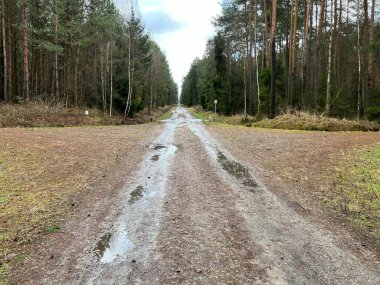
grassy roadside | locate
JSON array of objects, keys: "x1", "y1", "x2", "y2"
[
  {"x1": 188, "y1": 107, "x2": 256, "y2": 126},
  {"x1": 155, "y1": 108, "x2": 174, "y2": 120},
  {"x1": 333, "y1": 143, "x2": 380, "y2": 239},
  {"x1": 188, "y1": 106, "x2": 380, "y2": 132}
]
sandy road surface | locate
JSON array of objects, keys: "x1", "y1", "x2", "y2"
[{"x1": 12, "y1": 107, "x2": 380, "y2": 284}]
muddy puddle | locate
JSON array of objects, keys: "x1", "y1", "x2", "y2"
[
  {"x1": 94, "y1": 232, "x2": 134, "y2": 264},
  {"x1": 152, "y1": 144, "x2": 168, "y2": 151},
  {"x1": 129, "y1": 186, "x2": 145, "y2": 205},
  {"x1": 94, "y1": 233, "x2": 112, "y2": 260},
  {"x1": 151, "y1": 154, "x2": 160, "y2": 161},
  {"x1": 217, "y1": 151, "x2": 258, "y2": 191}
]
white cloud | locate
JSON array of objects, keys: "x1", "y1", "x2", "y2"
[{"x1": 114, "y1": 0, "x2": 221, "y2": 90}]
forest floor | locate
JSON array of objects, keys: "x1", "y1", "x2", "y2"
[{"x1": 2, "y1": 107, "x2": 380, "y2": 284}]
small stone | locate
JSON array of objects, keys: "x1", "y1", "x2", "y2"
[
  {"x1": 50, "y1": 254, "x2": 54, "y2": 259},
  {"x1": 132, "y1": 259, "x2": 137, "y2": 263},
  {"x1": 176, "y1": 268, "x2": 181, "y2": 273}
]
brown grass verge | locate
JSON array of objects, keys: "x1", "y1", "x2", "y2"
[
  {"x1": 0, "y1": 103, "x2": 172, "y2": 128},
  {"x1": 0, "y1": 123, "x2": 162, "y2": 284},
  {"x1": 254, "y1": 112, "x2": 380, "y2": 132}
]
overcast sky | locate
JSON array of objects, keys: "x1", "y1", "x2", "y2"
[{"x1": 114, "y1": 0, "x2": 221, "y2": 90}]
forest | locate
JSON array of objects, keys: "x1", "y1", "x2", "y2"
[
  {"x1": 0, "y1": 0, "x2": 178, "y2": 120},
  {"x1": 181, "y1": 0, "x2": 380, "y2": 121}
]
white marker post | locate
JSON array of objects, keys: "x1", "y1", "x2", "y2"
[{"x1": 214, "y1": 100, "x2": 218, "y2": 115}]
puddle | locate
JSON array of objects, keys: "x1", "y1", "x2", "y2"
[
  {"x1": 94, "y1": 233, "x2": 112, "y2": 260},
  {"x1": 151, "y1": 154, "x2": 160, "y2": 161},
  {"x1": 217, "y1": 151, "x2": 258, "y2": 190},
  {"x1": 94, "y1": 232, "x2": 134, "y2": 264},
  {"x1": 129, "y1": 186, "x2": 144, "y2": 205},
  {"x1": 153, "y1": 144, "x2": 168, "y2": 151}
]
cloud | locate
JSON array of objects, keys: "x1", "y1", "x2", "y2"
[
  {"x1": 144, "y1": 10, "x2": 183, "y2": 35},
  {"x1": 114, "y1": 0, "x2": 221, "y2": 90}
]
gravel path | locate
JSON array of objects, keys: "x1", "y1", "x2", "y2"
[{"x1": 12, "y1": 107, "x2": 380, "y2": 284}]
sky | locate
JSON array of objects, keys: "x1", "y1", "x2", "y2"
[{"x1": 114, "y1": 0, "x2": 221, "y2": 90}]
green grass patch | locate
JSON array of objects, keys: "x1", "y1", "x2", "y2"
[
  {"x1": 46, "y1": 225, "x2": 61, "y2": 234},
  {"x1": 333, "y1": 143, "x2": 380, "y2": 239},
  {"x1": 0, "y1": 262, "x2": 10, "y2": 285},
  {"x1": 188, "y1": 106, "x2": 255, "y2": 127},
  {"x1": 155, "y1": 108, "x2": 174, "y2": 120}
]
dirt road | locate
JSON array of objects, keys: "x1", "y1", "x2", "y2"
[{"x1": 12, "y1": 107, "x2": 380, "y2": 284}]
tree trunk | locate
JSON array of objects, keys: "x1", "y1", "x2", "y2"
[
  {"x1": 100, "y1": 42, "x2": 105, "y2": 113},
  {"x1": 270, "y1": 0, "x2": 277, "y2": 118},
  {"x1": 22, "y1": 0, "x2": 29, "y2": 101},
  {"x1": 288, "y1": 0, "x2": 297, "y2": 108},
  {"x1": 7, "y1": 15, "x2": 11, "y2": 101},
  {"x1": 244, "y1": 1, "x2": 252, "y2": 115},
  {"x1": 315, "y1": 0, "x2": 325, "y2": 111},
  {"x1": 254, "y1": 0, "x2": 260, "y2": 115},
  {"x1": 302, "y1": 0, "x2": 312, "y2": 109},
  {"x1": 262, "y1": 0, "x2": 268, "y2": 69},
  {"x1": 74, "y1": 0, "x2": 84, "y2": 107},
  {"x1": 53, "y1": 0, "x2": 59, "y2": 99},
  {"x1": 326, "y1": 0, "x2": 333, "y2": 115},
  {"x1": 368, "y1": 0, "x2": 375, "y2": 92},
  {"x1": 1, "y1": 0, "x2": 7, "y2": 101},
  {"x1": 123, "y1": 22, "x2": 133, "y2": 123},
  {"x1": 357, "y1": 0, "x2": 361, "y2": 120},
  {"x1": 243, "y1": 60, "x2": 247, "y2": 118},
  {"x1": 110, "y1": 43, "x2": 113, "y2": 118}
]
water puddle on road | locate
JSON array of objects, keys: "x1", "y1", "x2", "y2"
[
  {"x1": 217, "y1": 151, "x2": 258, "y2": 191},
  {"x1": 152, "y1": 144, "x2": 168, "y2": 151},
  {"x1": 94, "y1": 232, "x2": 134, "y2": 264},
  {"x1": 128, "y1": 186, "x2": 145, "y2": 205},
  {"x1": 151, "y1": 154, "x2": 160, "y2": 161}
]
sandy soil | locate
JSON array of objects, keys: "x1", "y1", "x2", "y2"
[{"x1": 9, "y1": 107, "x2": 380, "y2": 284}]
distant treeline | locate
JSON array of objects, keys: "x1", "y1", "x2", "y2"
[
  {"x1": 0, "y1": 0, "x2": 178, "y2": 119},
  {"x1": 181, "y1": 0, "x2": 380, "y2": 121}
]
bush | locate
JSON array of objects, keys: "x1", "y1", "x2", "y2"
[{"x1": 366, "y1": 106, "x2": 380, "y2": 123}]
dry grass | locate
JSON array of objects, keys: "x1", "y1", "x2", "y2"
[
  {"x1": 188, "y1": 107, "x2": 379, "y2": 131},
  {"x1": 0, "y1": 103, "x2": 173, "y2": 128},
  {"x1": 255, "y1": 112, "x2": 380, "y2": 132},
  {"x1": 0, "y1": 124, "x2": 161, "y2": 284},
  {"x1": 0, "y1": 103, "x2": 121, "y2": 128}
]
